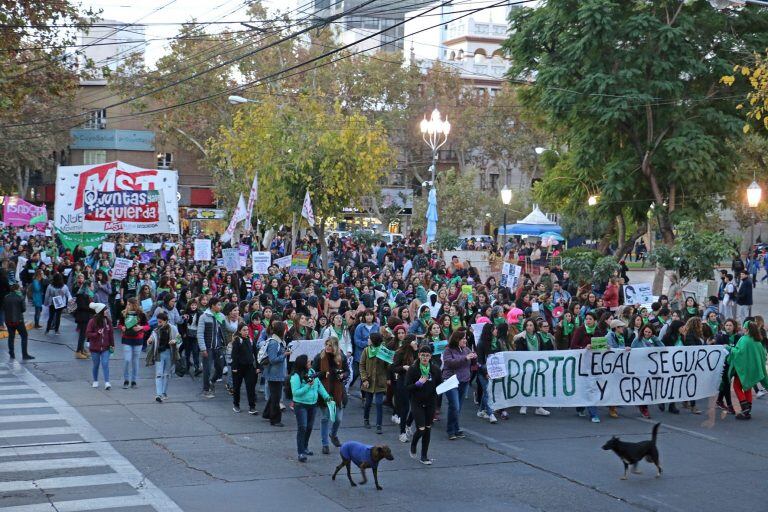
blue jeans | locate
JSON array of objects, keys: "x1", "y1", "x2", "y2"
[
  {"x1": 320, "y1": 405, "x2": 344, "y2": 447},
  {"x1": 364, "y1": 391, "x2": 384, "y2": 427},
  {"x1": 445, "y1": 381, "x2": 468, "y2": 436},
  {"x1": 91, "y1": 350, "x2": 110, "y2": 382},
  {"x1": 294, "y1": 403, "x2": 317, "y2": 455},
  {"x1": 34, "y1": 306, "x2": 42, "y2": 326},
  {"x1": 123, "y1": 344, "x2": 142, "y2": 383},
  {"x1": 155, "y1": 350, "x2": 172, "y2": 396},
  {"x1": 476, "y1": 373, "x2": 494, "y2": 415},
  {"x1": 576, "y1": 406, "x2": 598, "y2": 418}
]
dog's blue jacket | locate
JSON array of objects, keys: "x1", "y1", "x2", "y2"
[{"x1": 340, "y1": 442, "x2": 376, "y2": 467}]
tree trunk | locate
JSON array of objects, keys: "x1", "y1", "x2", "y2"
[
  {"x1": 614, "y1": 218, "x2": 647, "y2": 262},
  {"x1": 16, "y1": 167, "x2": 29, "y2": 198}
]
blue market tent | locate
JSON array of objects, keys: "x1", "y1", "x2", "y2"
[{"x1": 498, "y1": 206, "x2": 563, "y2": 236}]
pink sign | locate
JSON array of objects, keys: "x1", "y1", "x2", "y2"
[{"x1": 3, "y1": 196, "x2": 47, "y2": 227}]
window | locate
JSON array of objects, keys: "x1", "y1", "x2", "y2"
[
  {"x1": 475, "y1": 23, "x2": 489, "y2": 34},
  {"x1": 83, "y1": 109, "x2": 106, "y2": 129},
  {"x1": 490, "y1": 173, "x2": 499, "y2": 191},
  {"x1": 361, "y1": 17, "x2": 379, "y2": 30},
  {"x1": 157, "y1": 152, "x2": 173, "y2": 169},
  {"x1": 83, "y1": 150, "x2": 106, "y2": 165}
]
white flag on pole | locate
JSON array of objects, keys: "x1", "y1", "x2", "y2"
[
  {"x1": 244, "y1": 172, "x2": 258, "y2": 233},
  {"x1": 301, "y1": 190, "x2": 315, "y2": 227},
  {"x1": 221, "y1": 194, "x2": 247, "y2": 244}
]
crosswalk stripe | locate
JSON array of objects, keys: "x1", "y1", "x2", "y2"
[
  {"x1": 0, "y1": 402, "x2": 54, "y2": 409},
  {"x1": 0, "y1": 395, "x2": 47, "y2": 401},
  {"x1": 0, "y1": 385, "x2": 34, "y2": 391},
  {"x1": 0, "y1": 443, "x2": 98, "y2": 456},
  {"x1": 0, "y1": 413, "x2": 62, "y2": 424},
  {"x1": 0, "y1": 495, "x2": 151, "y2": 512},
  {"x1": 0, "y1": 456, "x2": 103, "y2": 472},
  {"x1": 0, "y1": 472, "x2": 127, "y2": 492},
  {"x1": 0, "y1": 427, "x2": 76, "y2": 438}
]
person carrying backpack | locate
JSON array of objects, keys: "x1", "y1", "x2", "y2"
[{"x1": 261, "y1": 320, "x2": 290, "y2": 427}]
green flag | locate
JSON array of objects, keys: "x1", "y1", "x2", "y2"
[{"x1": 56, "y1": 229, "x2": 106, "y2": 255}]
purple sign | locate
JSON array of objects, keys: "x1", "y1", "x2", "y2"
[
  {"x1": 3, "y1": 196, "x2": 47, "y2": 227},
  {"x1": 140, "y1": 252, "x2": 152, "y2": 263}
]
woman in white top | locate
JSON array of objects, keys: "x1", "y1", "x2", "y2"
[{"x1": 321, "y1": 313, "x2": 352, "y2": 357}]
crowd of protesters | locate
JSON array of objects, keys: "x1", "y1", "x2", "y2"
[{"x1": 1, "y1": 227, "x2": 767, "y2": 466}]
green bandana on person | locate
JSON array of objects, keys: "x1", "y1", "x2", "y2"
[
  {"x1": 707, "y1": 321, "x2": 719, "y2": 334},
  {"x1": 562, "y1": 320, "x2": 574, "y2": 336},
  {"x1": 451, "y1": 316, "x2": 462, "y2": 329},
  {"x1": 442, "y1": 327, "x2": 451, "y2": 339},
  {"x1": 642, "y1": 317, "x2": 649, "y2": 325},
  {"x1": 214, "y1": 312, "x2": 225, "y2": 323},
  {"x1": 493, "y1": 316, "x2": 505, "y2": 326},
  {"x1": 614, "y1": 333, "x2": 625, "y2": 347},
  {"x1": 526, "y1": 333, "x2": 539, "y2": 351},
  {"x1": 687, "y1": 307, "x2": 697, "y2": 316},
  {"x1": 419, "y1": 362, "x2": 430, "y2": 378},
  {"x1": 368, "y1": 345, "x2": 380, "y2": 359},
  {"x1": 585, "y1": 323, "x2": 596, "y2": 335},
  {"x1": 490, "y1": 336, "x2": 499, "y2": 352}
]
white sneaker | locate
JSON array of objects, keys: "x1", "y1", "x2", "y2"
[
  {"x1": 104, "y1": 382, "x2": 111, "y2": 390},
  {"x1": 757, "y1": 390, "x2": 767, "y2": 399},
  {"x1": 92, "y1": 381, "x2": 99, "y2": 388},
  {"x1": 477, "y1": 410, "x2": 489, "y2": 419},
  {"x1": 391, "y1": 414, "x2": 400, "y2": 425},
  {"x1": 519, "y1": 407, "x2": 528, "y2": 415},
  {"x1": 398, "y1": 433, "x2": 408, "y2": 443},
  {"x1": 535, "y1": 407, "x2": 551, "y2": 416},
  {"x1": 279, "y1": 402, "x2": 286, "y2": 410},
  {"x1": 488, "y1": 413, "x2": 498, "y2": 424}
]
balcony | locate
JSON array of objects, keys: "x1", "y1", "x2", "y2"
[{"x1": 70, "y1": 129, "x2": 155, "y2": 151}]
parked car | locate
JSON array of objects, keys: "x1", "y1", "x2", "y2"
[{"x1": 380, "y1": 233, "x2": 404, "y2": 245}]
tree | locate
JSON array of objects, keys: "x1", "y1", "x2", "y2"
[
  {"x1": 649, "y1": 221, "x2": 734, "y2": 288},
  {"x1": 722, "y1": 50, "x2": 768, "y2": 134},
  {"x1": 504, "y1": 1, "x2": 768, "y2": 247},
  {"x1": 208, "y1": 94, "x2": 395, "y2": 264},
  {"x1": 560, "y1": 248, "x2": 620, "y2": 286}
]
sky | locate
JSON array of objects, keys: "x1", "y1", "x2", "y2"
[{"x1": 81, "y1": 0, "x2": 298, "y2": 67}]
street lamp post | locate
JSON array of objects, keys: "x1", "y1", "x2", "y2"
[
  {"x1": 419, "y1": 108, "x2": 451, "y2": 184},
  {"x1": 747, "y1": 179, "x2": 762, "y2": 255},
  {"x1": 500, "y1": 186, "x2": 512, "y2": 248}
]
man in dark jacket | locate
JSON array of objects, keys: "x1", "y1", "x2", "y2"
[
  {"x1": 737, "y1": 270, "x2": 753, "y2": 322},
  {"x1": 4, "y1": 284, "x2": 32, "y2": 359}
]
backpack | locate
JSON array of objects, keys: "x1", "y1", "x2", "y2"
[{"x1": 257, "y1": 338, "x2": 272, "y2": 366}]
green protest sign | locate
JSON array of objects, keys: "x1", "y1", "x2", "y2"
[
  {"x1": 590, "y1": 337, "x2": 608, "y2": 352},
  {"x1": 56, "y1": 229, "x2": 106, "y2": 255},
  {"x1": 376, "y1": 346, "x2": 394, "y2": 364}
]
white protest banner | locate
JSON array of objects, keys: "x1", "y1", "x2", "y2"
[
  {"x1": 222, "y1": 248, "x2": 241, "y2": 271},
  {"x1": 101, "y1": 242, "x2": 115, "y2": 253},
  {"x1": 436, "y1": 375, "x2": 459, "y2": 395},
  {"x1": 252, "y1": 251, "x2": 271, "y2": 274},
  {"x1": 143, "y1": 242, "x2": 162, "y2": 252},
  {"x1": 15, "y1": 256, "x2": 27, "y2": 284},
  {"x1": 194, "y1": 239, "x2": 212, "y2": 261},
  {"x1": 55, "y1": 161, "x2": 179, "y2": 234},
  {"x1": 623, "y1": 283, "x2": 653, "y2": 305},
  {"x1": 489, "y1": 346, "x2": 726, "y2": 408},
  {"x1": 216, "y1": 258, "x2": 225, "y2": 268},
  {"x1": 288, "y1": 339, "x2": 325, "y2": 361},
  {"x1": 500, "y1": 262, "x2": 522, "y2": 291},
  {"x1": 112, "y1": 257, "x2": 134, "y2": 281},
  {"x1": 486, "y1": 353, "x2": 508, "y2": 380},
  {"x1": 238, "y1": 244, "x2": 249, "y2": 268},
  {"x1": 274, "y1": 255, "x2": 292, "y2": 269}
]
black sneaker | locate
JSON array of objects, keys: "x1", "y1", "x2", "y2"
[
  {"x1": 330, "y1": 435, "x2": 341, "y2": 448},
  {"x1": 233, "y1": 406, "x2": 241, "y2": 413},
  {"x1": 364, "y1": 419, "x2": 370, "y2": 428},
  {"x1": 123, "y1": 381, "x2": 129, "y2": 389},
  {"x1": 420, "y1": 457, "x2": 433, "y2": 465},
  {"x1": 376, "y1": 425, "x2": 383, "y2": 435},
  {"x1": 22, "y1": 355, "x2": 35, "y2": 360},
  {"x1": 155, "y1": 396, "x2": 163, "y2": 403},
  {"x1": 194, "y1": 368, "x2": 202, "y2": 376},
  {"x1": 448, "y1": 434, "x2": 458, "y2": 441},
  {"x1": 248, "y1": 408, "x2": 258, "y2": 415},
  {"x1": 305, "y1": 450, "x2": 314, "y2": 456},
  {"x1": 455, "y1": 431, "x2": 466, "y2": 439},
  {"x1": 322, "y1": 446, "x2": 330, "y2": 454},
  {"x1": 8, "y1": 353, "x2": 14, "y2": 359},
  {"x1": 131, "y1": 382, "x2": 137, "y2": 389}
]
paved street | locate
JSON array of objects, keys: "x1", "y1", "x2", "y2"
[{"x1": 2, "y1": 273, "x2": 768, "y2": 511}]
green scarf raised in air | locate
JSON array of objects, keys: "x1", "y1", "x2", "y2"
[
  {"x1": 525, "y1": 333, "x2": 539, "y2": 351},
  {"x1": 451, "y1": 316, "x2": 462, "y2": 330},
  {"x1": 419, "y1": 362, "x2": 430, "y2": 378},
  {"x1": 562, "y1": 320, "x2": 574, "y2": 336}
]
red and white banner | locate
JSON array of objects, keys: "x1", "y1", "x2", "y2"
[{"x1": 54, "y1": 161, "x2": 179, "y2": 234}]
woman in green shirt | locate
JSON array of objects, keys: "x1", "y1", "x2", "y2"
[
  {"x1": 729, "y1": 321, "x2": 768, "y2": 420},
  {"x1": 290, "y1": 354, "x2": 332, "y2": 462}
]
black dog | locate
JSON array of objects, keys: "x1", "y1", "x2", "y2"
[
  {"x1": 331, "y1": 442, "x2": 394, "y2": 490},
  {"x1": 602, "y1": 422, "x2": 662, "y2": 480}
]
